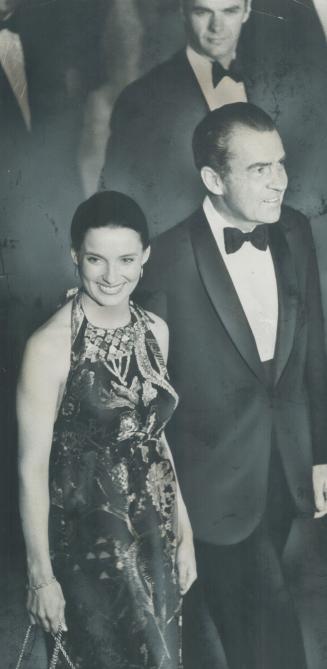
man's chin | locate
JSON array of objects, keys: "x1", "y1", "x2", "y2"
[{"x1": 262, "y1": 205, "x2": 282, "y2": 225}]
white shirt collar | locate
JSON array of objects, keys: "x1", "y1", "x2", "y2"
[{"x1": 187, "y1": 45, "x2": 213, "y2": 73}]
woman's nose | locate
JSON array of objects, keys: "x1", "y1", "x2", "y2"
[{"x1": 103, "y1": 264, "x2": 118, "y2": 284}]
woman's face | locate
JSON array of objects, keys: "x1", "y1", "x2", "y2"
[{"x1": 72, "y1": 226, "x2": 150, "y2": 308}]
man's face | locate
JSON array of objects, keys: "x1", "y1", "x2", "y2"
[
  {"x1": 215, "y1": 126, "x2": 288, "y2": 228},
  {"x1": 183, "y1": 0, "x2": 251, "y2": 66}
]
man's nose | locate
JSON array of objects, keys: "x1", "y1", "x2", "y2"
[
  {"x1": 209, "y1": 12, "x2": 224, "y2": 32},
  {"x1": 269, "y1": 165, "x2": 288, "y2": 191}
]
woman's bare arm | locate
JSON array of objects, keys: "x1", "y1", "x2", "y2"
[{"x1": 17, "y1": 307, "x2": 71, "y2": 632}]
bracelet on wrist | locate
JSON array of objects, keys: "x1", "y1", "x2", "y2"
[{"x1": 27, "y1": 575, "x2": 57, "y2": 592}]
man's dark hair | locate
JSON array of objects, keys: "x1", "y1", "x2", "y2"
[
  {"x1": 71, "y1": 190, "x2": 149, "y2": 252},
  {"x1": 192, "y1": 102, "x2": 276, "y2": 177}
]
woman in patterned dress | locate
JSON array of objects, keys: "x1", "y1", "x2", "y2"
[{"x1": 17, "y1": 191, "x2": 196, "y2": 668}]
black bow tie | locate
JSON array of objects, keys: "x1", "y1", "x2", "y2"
[
  {"x1": 223, "y1": 225, "x2": 269, "y2": 254},
  {"x1": 211, "y1": 59, "x2": 243, "y2": 87}
]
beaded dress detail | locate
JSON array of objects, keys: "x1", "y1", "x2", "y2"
[{"x1": 49, "y1": 291, "x2": 180, "y2": 669}]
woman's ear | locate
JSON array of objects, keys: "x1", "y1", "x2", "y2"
[
  {"x1": 142, "y1": 246, "x2": 151, "y2": 265},
  {"x1": 71, "y1": 248, "x2": 78, "y2": 266}
]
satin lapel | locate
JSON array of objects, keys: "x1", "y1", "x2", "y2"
[
  {"x1": 172, "y1": 50, "x2": 209, "y2": 113},
  {"x1": 269, "y1": 221, "x2": 298, "y2": 385},
  {"x1": 190, "y1": 211, "x2": 266, "y2": 384}
]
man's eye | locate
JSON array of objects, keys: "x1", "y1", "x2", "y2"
[
  {"x1": 255, "y1": 166, "x2": 267, "y2": 176},
  {"x1": 192, "y1": 9, "x2": 208, "y2": 17},
  {"x1": 121, "y1": 257, "x2": 134, "y2": 264}
]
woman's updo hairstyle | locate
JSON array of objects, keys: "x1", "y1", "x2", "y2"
[{"x1": 71, "y1": 191, "x2": 150, "y2": 252}]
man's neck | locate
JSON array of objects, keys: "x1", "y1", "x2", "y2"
[
  {"x1": 187, "y1": 44, "x2": 235, "y2": 69},
  {"x1": 209, "y1": 195, "x2": 257, "y2": 232}
]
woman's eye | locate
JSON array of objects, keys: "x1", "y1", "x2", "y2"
[{"x1": 87, "y1": 256, "x2": 100, "y2": 264}]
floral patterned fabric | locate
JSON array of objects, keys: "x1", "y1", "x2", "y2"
[{"x1": 49, "y1": 291, "x2": 181, "y2": 668}]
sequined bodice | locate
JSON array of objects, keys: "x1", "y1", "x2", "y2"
[{"x1": 52, "y1": 292, "x2": 178, "y2": 453}]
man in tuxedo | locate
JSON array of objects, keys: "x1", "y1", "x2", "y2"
[
  {"x1": 103, "y1": 0, "x2": 327, "y2": 236},
  {"x1": 141, "y1": 103, "x2": 327, "y2": 668}
]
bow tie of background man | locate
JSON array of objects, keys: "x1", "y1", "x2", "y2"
[{"x1": 211, "y1": 58, "x2": 243, "y2": 87}]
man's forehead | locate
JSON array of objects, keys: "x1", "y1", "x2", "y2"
[
  {"x1": 227, "y1": 126, "x2": 284, "y2": 162},
  {"x1": 183, "y1": 0, "x2": 248, "y2": 11}
]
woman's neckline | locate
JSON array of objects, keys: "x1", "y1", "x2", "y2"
[{"x1": 77, "y1": 290, "x2": 134, "y2": 332}]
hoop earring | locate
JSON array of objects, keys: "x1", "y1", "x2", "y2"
[{"x1": 140, "y1": 266, "x2": 144, "y2": 279}]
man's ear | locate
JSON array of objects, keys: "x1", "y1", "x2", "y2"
[
  {"x1": 200, "y1": 166, "x2": 224, "y2": 196},
  {"x1": 243, "y1": 0, "x2": 252, "y2": 23}
]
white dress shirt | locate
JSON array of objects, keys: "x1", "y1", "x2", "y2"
[
  {"x1": 0, "y1": 26, "x2": 31, "y2": 130},
  {"x1": 186, "y1": 46, "x2": 247, "y2": 110},
  {"x1": 203, "y1": 196, "x2": 278, "y2": 362}
]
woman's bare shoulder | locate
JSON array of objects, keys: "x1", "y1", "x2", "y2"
[{"x1": 23, "y1": 301, "x2": 72, "y2": 375}]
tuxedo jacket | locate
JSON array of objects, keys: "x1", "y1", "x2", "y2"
[
  {"x1": 103, "y1": 10, "x2": 327, "y2": 235},
  {"x1": 141, "y1": 206, "x2": 327, "y2": 546},
  {"x1": 0, "y1": 52, "x2": 31, "y2": 183}
]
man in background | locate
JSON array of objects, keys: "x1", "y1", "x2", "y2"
[{"x1": 103, "y1": 0, "x2": 327, "y2": 236}]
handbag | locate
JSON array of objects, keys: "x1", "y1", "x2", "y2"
[{"x1": 15, "y1": 623, "x2": 76, "y2": 669}]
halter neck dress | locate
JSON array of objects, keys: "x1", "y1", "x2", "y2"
[{"x1": 48, "y1": 290, "x2": 181, "y2": 669}]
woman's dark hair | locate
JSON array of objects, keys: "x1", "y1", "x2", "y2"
[
  {"x1": 71, "y1": 191, "x2": 150, "y2": 251},
  {"x1": 192, "y1": 102, "x2": 276, "y2": 178}
]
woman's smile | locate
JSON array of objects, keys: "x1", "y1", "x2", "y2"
[{"x1": 97, "y1": 281, "x2": 126, "y2": 295}]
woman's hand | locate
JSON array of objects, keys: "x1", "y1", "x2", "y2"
[
  {"x1": 27, "y1": 579, "x2": 67, "y2": 635},
  {"x1": 176, "y1": 506, "x2": 197, "y2": 596}
]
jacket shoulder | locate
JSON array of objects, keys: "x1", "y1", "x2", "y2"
[
  {"x1": 151, "y1": 216, "x2": 193, "y2": 262},
  {"x1": 144, "y1": 211, "x2": 200, "y2": 285},
  {"x1": 280, "y1": 204, "x2": 316, "y2": 257},
  {"x1": 114, "y1": 51, "x2": 187, "y2": 108},
  {"x1": 280, "y1": 204, "x2": 311, "y2": 237}
]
